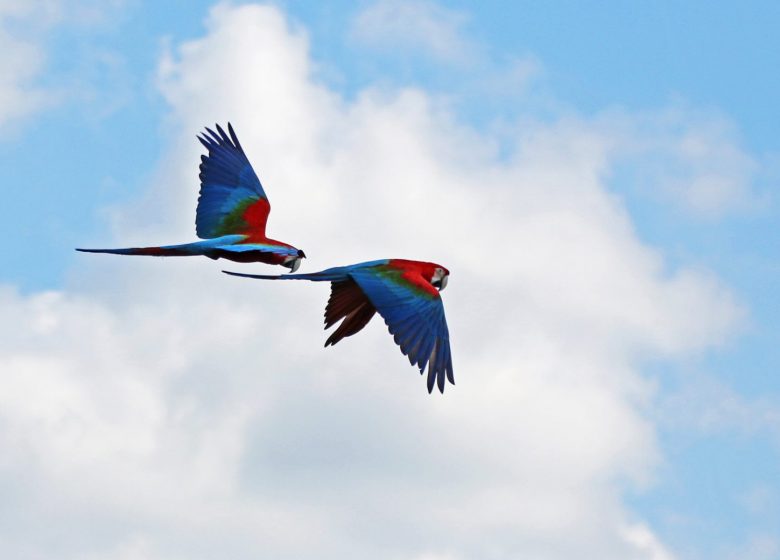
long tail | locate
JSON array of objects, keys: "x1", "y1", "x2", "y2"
[
  {"x1": 223, "y1": 268, "x2": 347, "y2": 282},
  {"x1": 76, "y1": 243, "x2": 204, "y2": 257}
]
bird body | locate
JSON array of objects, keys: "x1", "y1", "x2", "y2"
[
  {"x1": 77, "y1": 123, "x2": 305, "y2": 272},
  {"x1": 225, "y1": 259, "x2": 454, "y2": 393}
]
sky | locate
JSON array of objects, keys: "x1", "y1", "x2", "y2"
[{"x1": 0, "y1": 1, "x2": 778, "y2": 559}]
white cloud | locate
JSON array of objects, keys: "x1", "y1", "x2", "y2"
[
  {"x1": 351, "y1": 0, "x2": 473, "y2": 63},
  {"x1": 0, "y1": 3, "x2": 751, "y2": 559},
  {"x1": 622, "y1": 524, "x2": 676, "y2": 560}
]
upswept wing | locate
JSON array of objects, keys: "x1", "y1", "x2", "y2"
[
  {"x1": 196, "y1": 123, "x2": 270, "y2": 239},
  {"x1": 350, "y1": 267, "x2": 454, "y2": 393}
]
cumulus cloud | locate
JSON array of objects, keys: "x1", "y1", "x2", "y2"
[{"x1": 0, "y1": 3, "x2": 749, "y2": 559}]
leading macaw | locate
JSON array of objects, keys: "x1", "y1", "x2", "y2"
[
  {"x1": 224, "y1": 259, "x2": 454, "y2": 393},
  {"x1": 77, "y1": 123, "x2": 306, "y2": 272}
]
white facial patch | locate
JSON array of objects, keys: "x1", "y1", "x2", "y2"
[{"x1": 432, "y1": 267, "x2": 448, "y2": 290}]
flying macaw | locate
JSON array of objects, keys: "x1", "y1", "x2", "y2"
[
  {"x1": 77, "y1": 123, "x2": 306, "y2": 272},
  {"x1": 224, "y1": 259, "x2": 454, "y2": 393}
]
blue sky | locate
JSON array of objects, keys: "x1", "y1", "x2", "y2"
[{"x1": 1, "y1": 2, "x2": 778, "y2": 559}]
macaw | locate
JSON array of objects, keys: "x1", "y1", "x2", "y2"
[
  {"x1": 77, "y1": 123, "x2": 306, "y2": 272},
  {"x1": 224, "y1": 259, "x2": 454, "y2": 393}
]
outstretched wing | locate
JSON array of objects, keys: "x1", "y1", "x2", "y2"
[
  {"x1": 350, "y1": 267, "x2": 453, "y2": 393},
  {"x1": 196, "y1": 123, "x2": 270, "y2": 239}
]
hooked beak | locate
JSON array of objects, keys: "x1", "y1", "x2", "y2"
[
  {"x1": 283, "y1": 254, "x2": 303, "y2": 273},
  {"x1": 432, "y1": 274, "x2": 449, "y2": 291}
]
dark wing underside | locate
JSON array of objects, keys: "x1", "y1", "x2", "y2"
[{"x1": 324, "y1": 279, "x2": 377, "y2": 347}]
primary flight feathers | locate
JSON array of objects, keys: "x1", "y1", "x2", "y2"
[
  {"x1": 195, "y1": 123, "x2": 268, "y2": 238},
  {"x1": 77, "y1": 123, "x2": 305, "y2": 272},
  {"x1": 224, "y1": 259, "x2": 454, "y2": 393}
]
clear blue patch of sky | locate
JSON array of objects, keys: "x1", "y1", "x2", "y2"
[
  {"x1": 628, "y1": 433, "x2": 780, "y2": 559},
  {"x1": 287, "y1": 1, "x2": 780, "y2": 153},
  {"x1": 456, "y1": 0, "x2": 780, "y2": 154}
]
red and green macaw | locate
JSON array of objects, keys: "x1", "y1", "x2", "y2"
[
  {"x1": 77, "y1": 123, "x2": 306, "y2": 272},
  {"x1": 225, "y1": 259, "x2": 454, "y2": 393}
]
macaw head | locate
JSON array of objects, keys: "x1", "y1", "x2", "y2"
[
  {"x1": 430, "y1": 265, "x2": 449, "y2": 291},
  {"x1": 283, "y1": 249, "x2": 307, "y2": 273}
]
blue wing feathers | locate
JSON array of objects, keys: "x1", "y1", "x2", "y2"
[
  {"x1": 402, "y1": 320, "x2": 429, "y2": 363},
  {"x1": 351, "y1": 267, "x2": 453, "y2": 393},
  {"x1": 405, "y1": 322, "x2": 429, "y2": 366},
  {"x1": 227, "y1": 123, "x2": 243, "y2": 150},
  {"x1": 195, "y1": 123, "x2": 267, "y2": 239},
  {"x1": 426, "y1": 340, "x2": 440, "y2": 393}
]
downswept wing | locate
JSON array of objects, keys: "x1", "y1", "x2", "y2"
[
  {"x1": 196, "y1": 123, "x2": 270, "y2": 239},
  {"x1": 323, "y1": 279, "x2": 377, "y2": 347},
  {"x1": 349, "y1": 267, "x2": 453, "y2": 393}
]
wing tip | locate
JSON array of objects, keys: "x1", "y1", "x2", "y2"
[
  {"x1": 422, "y1": 343, "x2": 454, "y2": 394},
  {"x1": 227, "y1": 122, "x2": 242, "y2": 149},
  {"x1": 215, "y1": 123, "x2": 230, "y2": 144}
]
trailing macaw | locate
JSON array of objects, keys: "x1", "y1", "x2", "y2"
[
  {"x1": 224, "y1": 259, "x2": 454, "y2": 393},
  {"x1": 77, "y1": 123, "x2": 306, "y2": 272}
]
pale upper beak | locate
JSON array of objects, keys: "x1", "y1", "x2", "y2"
[
  {"x1": 284, "y1": 253, "x2": 304, "y2": 273},
  {"x1": 431, "y1": 272, "x2": 449, "y2": 290}
]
